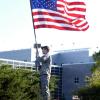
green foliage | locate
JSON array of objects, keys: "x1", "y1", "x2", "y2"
[
  {"x1": 49, "y1": 75, "x2": 58, "y2": 92},
  {"x1": 77, "y1": 86, "x2": 100, "y2": 100},
  {"x1": 0, "y1": 64, "x2": 41, "y2": 100},
  {"x1": 93, "y1": 50, "x2": 100, "y2": 61},
  {"x1": 89, "y1": 67, "x2": 100, "y2": 87},
  {"x1": 0, "y1": 64, "x2": 58, "y2": 100},
  {"x1": 92, "y1": 50, "x2": 100, "y2": 72}
]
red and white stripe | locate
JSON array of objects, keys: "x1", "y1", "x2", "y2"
[{"x1": 32, "y1": 0, "x2": 89, "y2": 31}]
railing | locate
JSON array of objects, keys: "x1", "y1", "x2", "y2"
[
  {"x1": 0, "y1": 58, "x2": 61, "y2": 70},
  {"x1": 0, "y1": 58, "x2": 35, "y2": 71}
]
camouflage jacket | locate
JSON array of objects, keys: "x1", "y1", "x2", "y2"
[{"x1": 37, "y1": 54, "x2": 52, "y2": 75}]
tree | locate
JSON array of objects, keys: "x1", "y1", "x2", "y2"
[
  {"x1": 92, "y1": 50, "x2": 100, "y2": 71},
  {"x1": 0, "y1": 64, "x2": 58, "y2": 100}
]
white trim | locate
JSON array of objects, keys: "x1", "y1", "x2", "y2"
[{"x1": 62, "y1": 62, "x2": 95, "y2": 66}]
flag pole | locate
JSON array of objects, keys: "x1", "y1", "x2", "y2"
[{"x1": 29, "y1": 0, "x2": 39, "y2": 71}]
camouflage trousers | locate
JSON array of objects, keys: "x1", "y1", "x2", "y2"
[{"x1": 40, "y1": 74, "x2": 50, "y2": 100}]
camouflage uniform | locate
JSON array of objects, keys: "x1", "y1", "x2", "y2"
[{"x1": 38, "y1": 53, "x2": 52, "y2": 100}]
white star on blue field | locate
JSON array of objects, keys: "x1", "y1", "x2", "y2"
[{"x1": 31, "y1": 0, "x2": 57, "y2": 11}]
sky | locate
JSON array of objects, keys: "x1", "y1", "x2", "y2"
[{"x1": 0, "y1": 0, "x2": 100, "y2": 55}]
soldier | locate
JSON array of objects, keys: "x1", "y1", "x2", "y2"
[{"x1": 37, "y1": 46, "x2": 52, "y2": 100}]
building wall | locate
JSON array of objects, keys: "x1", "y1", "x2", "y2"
[
  {"x1": 0, "y1": 48, "x2": 90, "y2": 64},
  {"x1": 52, "y1": 49, "x2": 89, "y2": 66},
  {"x1": 62, "y1": 63, "x2": 94, "y2": 100},
  {"x1": 0, "y1": 49, "x2": 31, "y2": 62}
]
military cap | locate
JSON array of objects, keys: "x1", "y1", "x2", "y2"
[{"x1": 41, "y1": 46, "x2": 50, "y2": 51}]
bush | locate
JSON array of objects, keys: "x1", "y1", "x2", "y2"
[
  {"x1": 0, "y1": 64, "x2": 41, "y2": 100},
  {"x1": 77, "y1": 86, "x2": 100, "y2": 100},
  {"x1": 0, "y1": 64, "x2": 58, "y2": 100}
]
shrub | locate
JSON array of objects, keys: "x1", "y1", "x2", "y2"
[
  {"x1": 0, "y1": 64, "x2": 41, "y2": 100},
  {"x1": 0, "y1": 64, "x2": 58, "y2": 100}
]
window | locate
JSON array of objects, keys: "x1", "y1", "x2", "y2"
[{"x1": 74, "y1": 77, "x2": 79, "y2": 83}]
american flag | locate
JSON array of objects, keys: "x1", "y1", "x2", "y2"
[{"x1": 30, "y1": 0, "x2": 89, "y2": 31}]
